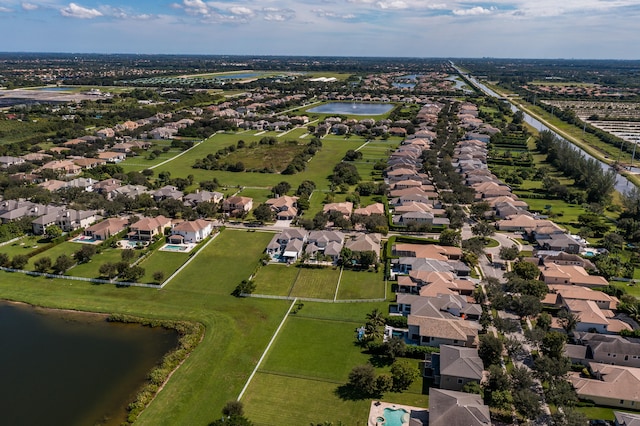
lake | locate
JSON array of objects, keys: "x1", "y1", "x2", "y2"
[
  {"x1": 0, "y1": 301, "x2": 178, "y2": 426},
  {"x1": 308, "y1": 102, "x2": 394, "y2": 115}
]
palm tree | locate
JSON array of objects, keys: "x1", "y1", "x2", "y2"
[
  {"x1": 366, "y1": 308, "x2": 385, "y2": 327},
  {"x1": 558, "y1": 308, "x2": 579, "y2": 335}
]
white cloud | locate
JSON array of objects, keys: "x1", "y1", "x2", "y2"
[
  {"x1": 452, "y1": 6, "x2": 494, "y2": 16},
  {"x1": 98, "y1": 5, "x2": 155, "y2": 20},
  {"x1": 229, "y1": 6, "x2": 253, "y2": 16},
  {"x1": 21, "y1": 2, "x2": 38, "y2": 11},
  {"x1": 183, "y1": 0, "x2": 209, "y2": 16},
  {"x1": 262, "y1": 7, "x2": 295, "y2": 21},
  {"x1": 60, "y1": 3, "x2": 103, "y2": 18},
  {"x1": 377, "y1": 1, "x2": 408, "y2": 10},
  {"x1": 0, "y1": 6, "x2": 12, "y2": 12}
]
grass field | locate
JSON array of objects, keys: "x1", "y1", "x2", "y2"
[
  {"x1": 68, "y1": 246, "x2": 128, "y2": 278},
  {"x1": 0, "y1": 235, "x2": 44, "y2": 258},
  {"x1": 221, "y1": 141, "x2": 308, "y2": 172},
  {"x1": 289, "y1": 267, "x2": 341, "y2": 299},
  {"x1": 337, "y1": 269, "x2": 386, "y2": 300},
  {"x1": 243, "y1": 307, "x2": 428, "y2": 425},
  {"x1": 27, "y1": 241, "x2": 83, "y2": 270},
  {"x1": 136, "y1": 250, "x2": 190, "y2": 284},
  {"x1": 135, "y1": 132, "x2": 365, "y2": 191},
  {"x1": 252, "y1": 263, "x2": 299, "y2": 296},
  {"x1": 0, "y1": 230, "x2": 292, "y2": 426}
]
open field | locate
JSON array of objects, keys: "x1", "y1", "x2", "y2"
[
  {"x1": 0, "y1": 235, "x2": 45, "y2": 258},
  {"x1": 289, "y1": 267, "x2": 341, "y2": 299},
  {"x1": 252, "y1": 263, "x2": 299, "y2": 296},
  {"x1": 243, "y1": 310, "x2": 428, "y2": 425},
  {"x1": 137, "y1": 251, "x2": 190, "y2": 284},
  {"x1": 27, "y1": 241, "x2": 83, "y2": 270},
  {"x1": 68, "y1": 246, "x2": 128, "y2": 278},
  {"x1": 0, "y1": 230, "x2": 292, "y2": 426},
  {"x1": 127, "y1": 131, "x2": 365, "y2": 191},
  {"x1": 337, "y1": 269, "x2": 386, "y2": 300}
]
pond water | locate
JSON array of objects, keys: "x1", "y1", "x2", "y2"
[
  {"x1": 31, "y1": 86, "x2": 73, "y2": 92},
  {"x1": 0, "y1": 301, "x2": 178, "y2": 426},
  {"x1": 215, "y1": 73, "x2": 264, "y2": 80},
  {"x1": 308, "y1": 102, "x2": 394, "y2": 115},
  {"x1": 393, "y1": 82, "x2": 415, "y2": 89}
]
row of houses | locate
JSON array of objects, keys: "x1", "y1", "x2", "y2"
[{"x1": 265, "y1": 229, "x2": 381, "y2": 264}]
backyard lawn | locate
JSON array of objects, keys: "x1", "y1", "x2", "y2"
[
  {"x1": 337, "y1": 269, "x2": 386, "y2": 300},
  {"x1": 252, "y1": 263, "x2": 299, "y2": 296},
  {"x1": 136, "y1": 251, "x2": 191, "y2": 284},
  {"x1": 243, "y1": 305, "x2": 429, "y2": 426},
  {"x1": 289, "y1": 267, "x2": 341, "y2": 299}
]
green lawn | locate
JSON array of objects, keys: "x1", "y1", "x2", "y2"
[
  {"x1": 243, "y1": 311, "x2": 428, "y2": 426},
  {"x1": 252, "y1": 264, "x2": 299, "y2": 296},
  {"x1": 0, "y1": 235, "x2": 45, "y2": 258},
  {"x1": 144, "y1": 132, "x2": 364, "y2": 191},
  {"x1": 238, "y1": 187, "x2": 273, "y2": 205},
  {"x1": 337, "y1": 269, "x2": 386, "y2": 300},
  {"x1": 27, "y1": 241, "x2": 85, "y2": 270},
  {"x1": 0, "y1": 229, "x2": 292, "y2": 426},
  {"x1": 289, "y1": 267, "x2": 340, "y2": 299},
  {"x1": 136, "y1": 251, "x2": 191, "y2": 284},
  {"x1": 68, "y1": 247, "x2": 128, "y2": 278}
]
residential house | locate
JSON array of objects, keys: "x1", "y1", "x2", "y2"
[
  {"x1": 38, "y1": 179, "x2": 67, "y2": 192},
  {"x1": 98, "y1": 151, "x2": 127, "y2": 163},
  {"x1": 549, "y1": 285, "x2": 618, "y2": 310},
  {"x1": 615, "y1": 411, "x2": 640, "y2": 425},
  {"x1": 183, "y1": 190, "x2": 223, "y2": 207},
  {"x1": 152, "y1": 185, "x2": 184, "y2": 202},
  {"x1": 571, "y1": 333, "x2": 640, "y2": 368},
  {"x1": 344, "y1": 233, "x2": 381, "y2": 261},
  {"x1": 562, "y1": 299, "x2": 631, "y2": 334},
  {"x1": 266, "y1": 229, "x2": 308, "y2": 261},
  {"x1": 222, "y1": 196, "x2": 253, "y2": 217},
  {"x1": 569, "y1": 362, "x2": 640, "y2": 409},
  {"x1": 353, "y1": 203, "x2": 385, "y2": 217},
  {"x1": 129, "y1": 215, "x2": 172, "y2": 241},
  {"x1": 428, "y1": 388, "x2": 491, "y2": 426},
  {"x1": 408, "y1": 315, "x2": 479, "y2": 348},
  {"x1": 73, "y1": 157, "x2": 106, "y2": 170},
  {"x1": 83, "y1": 217, "x2": 129, "y2": 240},
  {"x1": 168, "y1": 219, "x2": 214, "y2": 244},
  {"x1": 542, "y1": 252, "x2": 596, "y2": 270},
  {"x1": 426, "y1": 345, "x2": 484, "y2": 391},
  {"x1": 393, "y1": 243, "x2": 462, "y2": 260},
  {"x1": 539, "y1": 263, "x2": 609, "y2": 288},
  {"x1": 305, "y1": 230, "x2": 344, "y2": 263},
  {"x1": 265, "y1": 195, "x2": 299, "y2": 220},
  {"x1": 323, "y1": 201, "x2": 353, "y2": 219},
  {"x1": 40, "y1": 160, "x2": 81, "y2": 177},
  {"x1": 32, "y1": 208, "x2": 97, "y2": 234},
  {"x1": 0, "y1": 156, "x2": 25, "y2": 168}
]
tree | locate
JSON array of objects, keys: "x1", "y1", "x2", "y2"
[
  {"x1": 222, "y1": 400, "x2": 244, "y2": 417},
  {"x1": 75, "y1": 245, "x2": 97, "y2": 263},
  {"x1": 209, "y1": 415, "x2": 253, "y2": 426},
  {"x1": 541, "y1": 331, "x2": 567, "y2": 359},
  {"x1": 478, "y1": 334, "x2": 504, "y2": 367},
  {"x1": 551, "y1": 407, "x2": 589, "y2": 426},
  {"x1": 510, "y1": 365, "x2": 534, "y2": 391},
  {"x1": 390, "y1": 359, "x2": 419, "y2": 392},
  {"x1": 375, "y1": 373, "x2": 393, "y2": 394},
  {"x1": 11, "y1": 254, "x2": 29, "y2": 269},
  {"x1": 471, "y1": 221, "x2": 495, "y2": 240},
  {"x1": 121, "y1": 249, "x2": 136, "y2": 262},
  {"x1": 601, "y1": 232, "x2": 625, "y2": 253},
  {"x1": 357, "y1": 251, "x2": 377, "y2": 268},
  {"x1": 347, "y1": 364, "x2": 377, "y2": 396},
  {"x1": 512, "y1": 294, "x2": 543, "y2": 319},
  {"x1": 232, "y1": 279, "x2": 256, "y2": 297},
  {"x1": 462, "y1": 237, "x2": 485, "y2": 256},
  {"x1": 45, "y1": 224, "x2": 63, "y2": 240},
  {"x1": 546, "y1": 378, "x2": 578, "y2": 406},
  {"x1": 537, "y1": 312, "x2": 553, "y2": 331},
  {"x1": 511, "y1": 261, "x2": 540, "y2": 280},
  {"x1": 558, "y1": 308, "x2": 580, "y2": 335},
  {"x1": 439, "y1": 229, "x2": 461, "y2": 247},
  {"x1": 123, "y1": 265, "x2": 145, "y2": 281},
  {"x1": 513, "y1": 389, "x2": 542, "y2": 420},
  {"x1": 53, "y1": 254, "x2": 74, "y2": 274},
  {"x1": 253, "y1": 204, "x2": 274, "y2": 223},
  {"x1": 34, "y1": 256, "x2": 52, "y2": 273},
  {"x1": 533, "y1": 356, "x2": 571, "y2": 382},
  {"x1": 153, "y1": 271, "x2": 165, "y2": 283},
  {"x1": 99, "y1": 262, "x2": 118, "y2": 279},
  {"x1": 271, "y1": 181, "x2": 291, "y2": 196},
  {"x1": 504, "y1": 336, "x2": 524, "y2": 358},
  {"x1": 382, "y1": 336, "x2": 406, "y2": 361},
  {"x1": 470, "y1": 201, "x2": 491, "y2": 220},
  {"x1": 0, "y1": 253, "x2": 9, "y2": 267},
  {"x1": 499, "y1": 244, "x2": 519, "y2": 260}
]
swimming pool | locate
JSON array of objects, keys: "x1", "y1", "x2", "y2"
[
  {"x1": 159, "y1": 243, "x2": 195, "y2": 253},
  {"x1": 71, "y1": 235, "x2": 100, "y2": 244},
  {"x1": 382, "y1": 408, "x2": 409, "y2": 426}
]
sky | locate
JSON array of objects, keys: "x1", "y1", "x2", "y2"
[{"x1": 0, "y1": 0, "x2": 639, "y2": 59}]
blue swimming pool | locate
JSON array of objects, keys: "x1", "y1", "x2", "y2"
[{"x1": 382, "y1": 408, "x2": 409, "y2": 426}]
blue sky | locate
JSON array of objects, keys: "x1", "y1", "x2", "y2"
[{"x1": 0, "y1": 0, "x2": 638, "y2": 59}]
